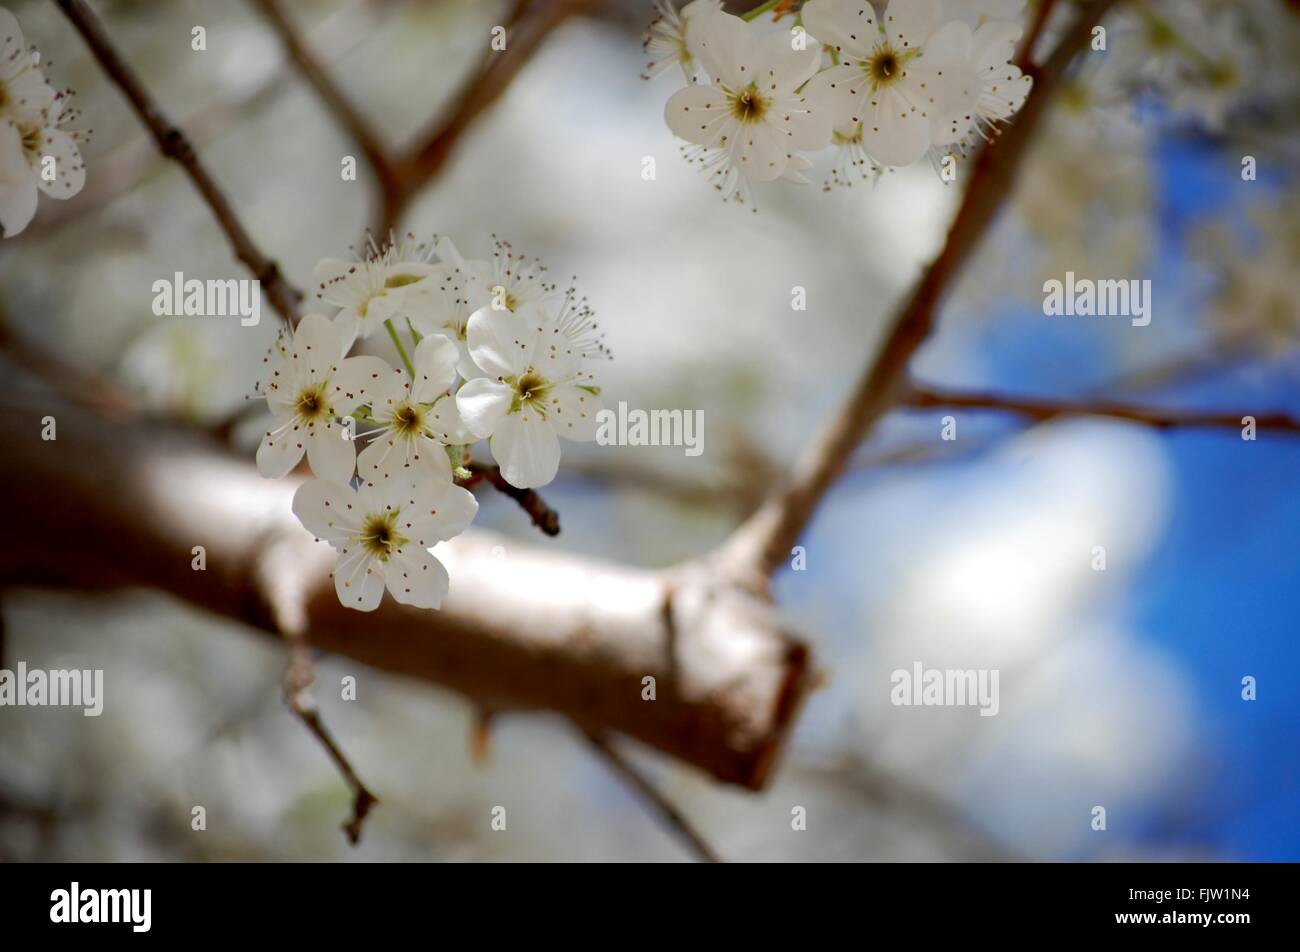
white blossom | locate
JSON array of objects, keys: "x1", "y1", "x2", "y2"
[
  {"x1": 255, "y1": 313, "x2": 362, "y2": 483},
  {"x1": 802, "y1": 0, "x2": 980, "y2": 168},
  {"x1": 312, "y1": 237, "x2": 439, "y2": 341},
  {"x1": 332, "y1": 334, "x2": 470, "y2": 489},
  {"x1": 456, "y1": 299, "x2": 604, "y2": 489},
  {"x1": 929, "y1": 19, "x2": 1032, "y2": 154},
  {"x1": 0, "y1": 9, "x2": 82, "y2": 238},
  {"x1": 643, "y1": 0, "x2": 724, "y2": 82},
  {"x1": 0, "y1": 8, "x2": 55, "y2": 123},
  {"x1": 293, "y1": 476, "x2": 478, "y2": 612},
  {"x1": 664, "y1": 10, "x2": 830, "y2": 198}
]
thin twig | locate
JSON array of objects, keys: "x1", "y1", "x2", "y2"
[
  {"x1": 30, "y1": 0, "x2": 388, "y2": 238},
  {"x1": 387, "y1": 0, "x2": 588, "y2": 230},
  {"x1": 460, "y1": 460, "x2": 561, "y2": 536},
  {"x1": 54, "y1": 0, "x2": 303, "y2": 326},
  {"x1": 284, "y1": 639, "x2": 380, "y2": 845},
  {"x1": 582, "y1": 729, "x2": 722, "y2": 863},
  {"x1": 903, "y1": 383, "x2": 1300, "y2": 433},
  {"x1": 252, "y1": 0, "x2": 403, "y2": 236},
  {"x1": 722, "y1": 0, "x2": 1123, "y2": 583}
]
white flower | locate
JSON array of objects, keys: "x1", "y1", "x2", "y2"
[
  {"x1": 803, "y1": 0, "x2": 979, "y2": 168},
  {"x1": 643, "y1": 0, "x2": 723, "y2": 82},
  {"x1": 255, "y1": 313, "x2": 363, "y2": 483},
  {"x1": 456, "y1": 300, "x2": 604, "y2": 489},
  {"x1": 0, "y1": 8, "x2": 56, "y2": 123},
  {"x1": 0, "y1": 77, "x2": 84, "y2": 236},
  {"x1": 929, "y1": 19, "x2": 1032, "y2": 153},
  {"x1": 312, "y1": 238, "x2": 439, "y2": 341},
  {"x1": 293, "y1": 476, "x2": 478, "y2": 612},
  {"x1": 332, "y1": 334, "x2": 470, "y2": 488},
  {"x1": 456, "y1": 235, "x2": 557, "y2": 316},
  {"x1": 664, "y1": 11, "x2": 830, "y2": 196}
]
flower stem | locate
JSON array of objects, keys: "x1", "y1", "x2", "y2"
[
  {"x1": 385, "y1": 318, "x2": 417, "y2": 378},
  {"x1": 741, "y1": 0, "x2": 781, "y2": 22}
]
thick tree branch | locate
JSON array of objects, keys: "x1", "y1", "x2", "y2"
[
  {"x1": 721, "y1": 0, "x2": 1122, "y2": 584},
  {"x1": 903, "y1": 383, "x2": 1300, "y2": 433},
  {"x1": 54, "y1": 0, "x2": 302, "y2": 326},
  {"x1": 0, "y1": 356, "x2": 812, "y2": 791}
]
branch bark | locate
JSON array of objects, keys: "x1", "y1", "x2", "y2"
[
  {"x1": 720, "y1": 0, "x2": 1122, "y2": 584},
  {"x1": 0, "y1": 356, "x2": 811, "y2": 791}
]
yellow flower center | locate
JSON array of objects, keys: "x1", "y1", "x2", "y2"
[
  {"x1": 294, "y1": 382, "x2": 332, "y2": 422},
  {"x1": 729, "y1": 85, "x2": 768, "y2": 124},
  {"x1": 359, "y1": 511, "x2": 408, "y2": 561}
]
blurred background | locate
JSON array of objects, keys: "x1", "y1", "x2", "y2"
[{"x1": 0, "y1": 0, "x2": 1297, "y2": 861}]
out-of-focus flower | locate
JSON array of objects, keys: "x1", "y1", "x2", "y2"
[
  {"x1": 313, "y1": 238, "x2": 439, "y2": 340},
  {"x1": 664, "y1": 10, "x2": 829, "y2": 200},
  {"x1": 642, "y1": 0, "x2": 723, "y2": 82},
  {"x1": 803, "y1": 0, "x2": 979, "y2": 168}
]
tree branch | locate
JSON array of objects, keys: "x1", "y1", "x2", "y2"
[
  {"x1": 582, "y1": 729, "x2": 722, "y2": 863},
  {"x1": 0, "y1": 354, "x2": 812, "y2": 792},
  {"x1": 720, "y1": 0, "x2": 1122, "y2": 584},
  {"x1": 53, "y1": 0, "x2": 302, "y2": 326},
  {"x1": 460, "y1": 460, "x2": 561, "y2": 536},
  {"x1": 283, "y1": 639, "x2": 380, "y2": 844},
  {"x1": 387, "y1": 0, "x2": 590, "y2": 229},
  {"x1": 903, "y1": 383, "x2": 1300, "y2": 433},
  {"x1": 251, "y1": 0, "x2": 405, "y2": 238}
]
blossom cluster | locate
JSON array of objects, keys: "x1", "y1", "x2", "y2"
[
  {"x1": 645, "y1": 0, "x2": 1033, "y2": 199},
  {"x1": 0, "y1": 7, "x2": 86, "y2": 237},
  {"x1": 256, "y1": 237, "x2": 607, "y2": 612}
]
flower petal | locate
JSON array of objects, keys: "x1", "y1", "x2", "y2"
[
  {"x1": 304, "y1": 421, "x2": 357, "y2": 483},
  {"x1": 883, "y1": 0, "x2": 939, "y2": 51},
  {"x1": 33, "y1": 129, "x2": 84, "y2": 199},
  {"x1": 455, "y1": 377, "x2": 514, "y2": 439},
  {"x1": 383, "y1": 548, "x2": 450, "y2": 609},
  {"x1": 664, "y1": 83, "x2": 730, "y2": 147},
  {"x1": 290, "y1": 313, "x2": 343, "y2": 385},
  {"x1": 802, "y1": 0, "x2": 878, "y2": 61},
  {"x1": 466, "y1": 304, "x2": 536, "y2": 379},
  {"x1": 406, "y1": 483, "x2": 479, "y2": 545},
  {"x1": 410, "y1": 333, "x2": 460, "y2": 403},
  {"x1": 546, "y1": 383, "x2": 602, "y2": 442},
  {"x1": 490, "y1": 412, "x2": 561, "y2": 489},
  {"x1": 863, "y1": 88, "x2": 931, "y2": 166},
  {"x1": 331, "y1": 354, "x2": 405, "y2": 416},
  {"x1": 255, "y1": 419, "x2": 305, "y2": 479},
  {"x1": 292, "y1": 479, "x2": 361, "y2": 544},
  {"x1": 333, "y1": 550, "x2": 385, "y2": 611},
  {"x1": 691, "y1": 10, "x2": 755, "y2": 88}
]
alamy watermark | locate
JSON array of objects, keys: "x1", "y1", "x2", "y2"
[
  {"x1": 890, "y1": 662, "x2": 999, "y2": 717},
  {"x1": 152, "y1": 272, "x2": 261, "y2": 327},
  {"x1": 50, "y1": 883, "x2": 150, "y2": 932},
  {"x1": 1042, "y1": 271, "x2": 1151, "y2": 327},
  {"x1": 0, "y1": 662, "x2": 103, "y2": 716},
  {"x1": 596, "y1": 401, "x2": 703, "y2": 457}
]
